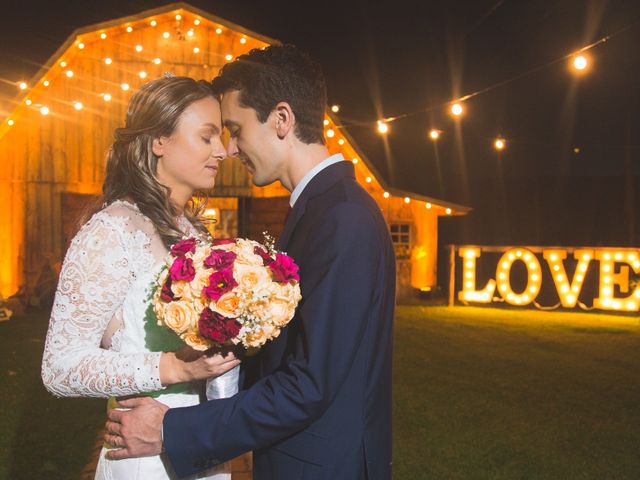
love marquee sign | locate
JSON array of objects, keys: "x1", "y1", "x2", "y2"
[{"x1": 453, "y1": 246, "x2": 640, "y2": 313}]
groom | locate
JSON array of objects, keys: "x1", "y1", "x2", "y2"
[{"x1": 106, "y1": 44, "x2": 396, "y2": 479}]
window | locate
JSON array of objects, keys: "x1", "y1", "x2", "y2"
[{"x1": 390, "y1": 223, "x2": 411, "y2": 259}]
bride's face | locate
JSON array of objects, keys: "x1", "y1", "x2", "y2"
[{"x1": 154, "y1": 96, "x2": 226, "y2": 201}]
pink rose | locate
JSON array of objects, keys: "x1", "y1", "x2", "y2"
[
  {"x1": 212, "y1": 238, "x2": 235, "y2": 246},
  {"x1": 161, "y1": 277, "x2": 175, "y2": 302},
  {"x1": 269, "y1": 253, "x2": 300, "y2": 283},
  {"x1": 254, "y1": 246, "x2": 274, "y2": 266},
  {"x1": 169, "y1": 256, "x2": 196, "y2": 282},
  {"x1": 205, "y1": 249, "x2": 237, "y2": 270},
  {"x1": 203, "y1": 268, "x2": 238, "y2": 300},
  {"x1": 198, "y1": 308, "x2": 241, "y2": 344},
  {"x1": 170, "y1": 238, "x2": 197, "y2": 257}
]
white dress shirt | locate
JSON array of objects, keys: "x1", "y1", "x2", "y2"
[{"x1": 289, "y1": 153, "x2": 346, "y2": 207}]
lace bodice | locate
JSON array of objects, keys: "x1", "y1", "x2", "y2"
[{"x1": 42, "y1": 200, "x2": 200, "y2": 398}]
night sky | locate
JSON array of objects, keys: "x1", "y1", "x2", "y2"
[{"x1": 1, "y1": 0, "x2": 639, "y2": 247}]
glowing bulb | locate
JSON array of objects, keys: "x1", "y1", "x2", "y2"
[
  {"x1": 163, "y1": 32, "x2": 170, "y2": 39},
  {"x1": 450, "y1": 103, "x2": 463, "y2": 116},
  {"x1": 429, "y1": 129, "x2": 440, "y2": 140},
  {"x1": 193, "y1": 47, "x2": 200, "y2": 54},
  {"x1": 331, "y1": 105, "x2": 340, "y2": 113},
  {"x1": 60, "y1": 61, "x2": 67, "y2": 67},
  {"x1": 43, "y1": 80, "x2": 49, "y2": 87},
  {"x1": 404, "y1": 197, "x2": 411, "y2": 204},
  {"x1": 121, "y1": 83, "x2": 130, "y2": 91},
  {"x1": 194, "y1": 19, "x2": 201, "y2": 25},
  {"x1": 77, "y1": 42, "x2": 85, "y2": 49},
  {"x1": 573, "y1": 55, "x2": 588, "y2": 71},
  {"x1": 326, "y1": 129, "x2": 335, "y2": 138},
  {"x1": 175, "y1": 14, "x2": 182, "y2": 20},
  {"x1": 100, "y1": 33, "x2": 107, "y2": 39},
  {"x1": 18, "y1": 82, "x2": 27, "y2": 90},
  {"x1": 104, "y1": 57, "x2": 112, "y2": 65},
  {"x1": 365, "y1": 176, "x2": 372, "y2": 183},
  {"x1": 153, "y1": 58, "x2": 161, "y2": 65},
  {"x1": 494, "y1": 138, "x2": 506, "y2": 150},
  {"x1": 25, "y1": 99, "x2": 32, "y2": 105},
  {"x1": 352, "y1": 158, "x2": 358, "y2": 164},
  {"x1": 126, "y1": 26, "x2": 133, "y2": 33},
  {"x1": 225, "y1": 54, "x2": 233, "y2": 61},
  {"x1": 73, "y1": 101, "x2": 83, "y2": 110},
  {"x1": 426, "y1": 203, "x2": 432, "y2": 209},
  {"x1": 135, "y1": 45, "x2": 143, "y2": 52},
  {"x1": 446, "y1": 208, "x2": 452, "y2": 215},
  {"x1": 139, "y1": 71, "x2": 147, "y2": 79},
  {"x1": 377, "y1": 120, "x2": 389, "y2": 134},
  {"x1": 323, "y1": 119, "x2": 329, "y2": 126},
  {"x1": 7, "y1": 119, "x2": 14, "y2": 126},
  {"x1": 103, "y1": 93, "x2": 112, "y2": 102},
  {"x1": 66, "y1": 70, "x2": 74, "y2": 78},
  {"x1": 150, "y1": 20, "x2": 157, "y2": 27},
  {"x1": 240, "y1": 37, "x2": 247, "y2": 44},
  {"x1": 216, "y1": 27, "x2": 223, "y2": 34},
  {"x1": 338, "y1": 138, "x2": 345, "y2": 145},
  {"x1": 383, "y1": 192, "x2": 390, "y2": 199},
  {"x1": 40, "y1": 106, "x2": 49, "y2": 115},
  {"x1": 187, "y1": 29, "x2": 194, "y2": 37}
]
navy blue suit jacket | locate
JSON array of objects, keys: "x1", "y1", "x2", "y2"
[{"x1": 163, "y1": 161, "x2": 396, "y2": 479}]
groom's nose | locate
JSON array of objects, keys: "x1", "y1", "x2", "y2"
[{"x1": 226, "y1": 137, "x2": 239, "y2": 157}]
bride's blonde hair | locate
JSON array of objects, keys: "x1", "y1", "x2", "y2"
[{"x1": 100, "y1": 75, "x2": 214, "y2": 248}]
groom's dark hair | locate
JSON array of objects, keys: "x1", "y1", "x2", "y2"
[{"x1": 211, "y1": 44, "x2": 327, "y2": 145}]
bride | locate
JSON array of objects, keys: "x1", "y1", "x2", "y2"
[{"x1": 41, "y1": 75, "x2": 240, "y2": 479}]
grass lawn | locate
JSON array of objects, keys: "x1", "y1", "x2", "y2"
[
  {"x1": 393, "y1": 306, "x2": 640, "y2": 479},
  {"x1": 1, "y1": 306, "x2": 639, "y2": 479}
]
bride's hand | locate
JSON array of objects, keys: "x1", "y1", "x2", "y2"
[{"x1": 159, "y1": 347, "x2": 241, "y2": 385}]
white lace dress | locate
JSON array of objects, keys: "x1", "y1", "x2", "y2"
[{"x1": 42, "y1": 200, "x2": 234, "y2": 480}]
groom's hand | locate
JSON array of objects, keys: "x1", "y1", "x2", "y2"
[{"x1": 104, "y1": 396, "x2": 169, "y2": 459}]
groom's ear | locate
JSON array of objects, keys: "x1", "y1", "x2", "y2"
[{"x1": 273, "y1": 101, "x2": 294, "y2": 139}]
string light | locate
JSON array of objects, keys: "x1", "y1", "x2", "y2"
[
  {"x1": 240, "y1": 37, "x2": 247, "y2": 44},
  {"x1": 43, "y1": 80, "x2": 49, "y2": 87},
  {"x1": 426, "y1": 203, "x2": 432, "y2": 209},
  {"x1": 383, "y1": 192, "x2": 390, "y2": 198},
  {"x1": 450, "y1": 102, "x2": 463, "y2": 116},
  {"x1": 100, "y1": 33, "x2": 107, "y2": 39},
  {"x1": 194, "y1": 19, "x2": 201, "y2": 25},
  {"x1": 572, "y1": 54, "x2": 589, "y2": 71},
  {"x1": 429, "y1": 129, "x2": 440, "y2": 140},
  {"x1": 352, "y1": 158, "x2": 359, "y2": 164},
  {"x1": 139, "y1": 71, "x2": 147, "y2": 79},
  {"x1": 102, "y1": 93, "x2": 112, "y2": 102},
  {"x1": 163, "y1": 32, "x2": 170, "y2": 39},
  {"x1": 7, "y1": 119, "x2": 14, "y2": 126},
  {"x1": 225, "y1": 54, "x2": 233, "y2": 61},
  {"x1": 187, "y1": 29, "x2": 194, "y2": 37},
  {"x1": 60, "y1": 61, "x2": 67, "y2": 67},
  {"x1": 494, "y1": 138, "x2": 506, "y2": 150},
  {"x1": 331, "y1": 105, "x2": 340, "y2": 113},
  {"x1": 193, "y1": 47, "x2": 200, "y2": 54},
  {"x1": 338, "y1": 138, "x2": 345, "y2": 145},
  {"x1": 445, "y1": 208, "x2": 452, "y2": 215},
  {"x1": 365, "y1": 176, "x2": 372, "y2": 183},
  {"x1": 40, "y1": 106, "x2": 49, "y2": 115},
  {"x1": 150, "y1": 20, "x2": 157, "y2": 27},
  {"x1": 73, "y1": 101, "x2": 83, "y2": 111},
  {"x1": 175, "y1": 13, "x2": 182, "y2": 20},
  {"x1": 126, "y1": 26, "x2": 133, "y2": 33},
  {"x1": 135, "y1": 45, "x2": 143, "y2": 52},
  {"x1": 25, "y1": 99, "x2": 32, "y2": 105},
  {"x1": 323, "y1": 119, "x2": 329, "y2": 126},
  {"x1": 104, "y1": 57, "x2": 112, "y2": 65},
  {"x1": 78, "y1": 42, "x2": 85, "y2": 49},
  {"x1": 66, "y1": 70, "x2": 74, "y2": 78},
  {"x1": 326, "y1": 129, "x2": 335, "y2": 138},
  {"x1": 121, "y1": 83, "x2": 130, "y2": 91},
  {"x1": 404, "y1": 197, "x2": 411, "y2": 204},
  {"x1": 153, "y1": 57, "x2": 161, "y2": 65},
  {"x1": 18, "y1": 82, "x2": 27, "y2": 90},
  {"x1": 377, "y1": 120, "x2": 389, "y2": 134},
  {"x1": 216, "y1": 27, "x2": 223, "y2": 34}
]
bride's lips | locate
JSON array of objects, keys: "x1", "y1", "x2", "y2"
[{"x1": 205, "y1": 165, "x2": 218, "y2": 175}]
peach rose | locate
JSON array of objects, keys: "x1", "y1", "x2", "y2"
[
  {"x1": 211, "y1": 292, "x2": 242, "y2": 318},
  {"x1": 162, "y1": 301, "x2": 198, "y2": 334},
  {"x1": 235, "y1": 264, "x2": 271, "y2": 292},
  {"x1": 234, "y1": 239, "x2": 264, "y2": 265},
  {"x1": 181, "y1": 331, "x2": 213, "y2": 351},
  {"x1": 268, "y1": 297, "x2": 296, "y2": 327}
]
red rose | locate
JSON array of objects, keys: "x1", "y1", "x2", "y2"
[
  {"x1": 254, "y1": 246, "x2": 274, "y2": 266},
  {"x1": 212, "y1": 238, "x2": 235, "y2": 246},
  {"x1": 169, "y1": 256, "x2": 196, "y2": 282},
  {"x1": 160, "y1": 277, "x2": 175, "y2": 302},
  {"x1": 269, "y1": 253, "x2": 300, "y2": 283},
  {"x1": 205, "y1": 249, "x2": 237, "y2": 270},
  {"x1": 199, "y1": 308, "x2": 241, "y2": 344},
  {"x1": 170, "y1": 238, "x2": 197, "y2": 257},
  {"x1": 203, "y1": 268, "x2": 238, "y2": 300}
]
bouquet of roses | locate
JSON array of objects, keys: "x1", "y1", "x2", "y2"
[{"x1": 152, "y1": 236, "x2": 302, "y2": 355}]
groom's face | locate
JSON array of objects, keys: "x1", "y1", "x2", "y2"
[{"x1": 221, "y1": 90, "x2": 285, "y2": 187}]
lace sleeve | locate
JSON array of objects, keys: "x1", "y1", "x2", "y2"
[{"x1": 41, "y1": 213, "x2": 163, "y2": 398}]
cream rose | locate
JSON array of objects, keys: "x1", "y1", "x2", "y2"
[
  {"x1": 234, "y1": 239, "x2": 264, "y2": 265},
  {"x1": 211, "y1": 292, "x2": 242, "y2": 318},
  {"x1": 235, "y1": 263, "x2": 271, "y2": 292},
  {"x1": 181, "y1": 332, "x2": 213, "y2": 351},
  {"x1": 162, "y1": 301, "x2": 198, "y2": 334}
]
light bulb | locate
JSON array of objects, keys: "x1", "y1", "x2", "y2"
[
  {"x1": 153, "y1": 58, "x2": 161, "y2": 65},
  {"x1": 135, "y1": 45, "x2": 143, "y2": 52},
  {"x1": 66, "y1": 70, "x2": 74, "y2": 78},
  {"x1": 40, "y1": 106, "x2": 49, "y2": 115},
  {"x1": 126, "y1": 26, "x2": 133, "y2": 33},
  {"x1": 100, "y1": 33, "x2": 107, "y2": 39},
  {"x1": 103, "y1": 93, "x2": 112, "y2": 102},
  {"x1": 104, "y1": 57, "x2": 112, "y2": 65},
  {"x1": 73, "y1": 101, "x2": 83, "y2": 110},
  {"x1": 121, "y1": 83, "x2": 130, "y2": 91},
  {"x1": 193, "y1": 47, "x2": 200, "y2": 54},
  {"x1": 19, "y1": 82, "x2": 27, "y2": 90},
  {"x1": 139, "y1": 71, "x2": 147, "y2": 79}
]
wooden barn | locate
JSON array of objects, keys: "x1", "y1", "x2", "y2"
[{"x1": 0, "y1": 2, "x2": 469, "y2": 303}]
